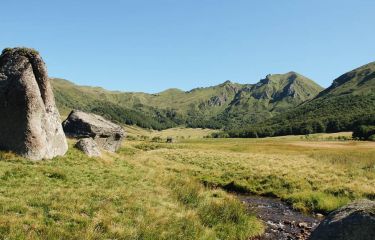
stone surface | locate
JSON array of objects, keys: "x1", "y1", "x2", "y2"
[
  {"x1": 0, "y1": 48, "x2": 68, "y2": 160},
  {"x1": 63, "y1": 110, "x2": 125, "y2": 152},
  {"x1": 75, "y1": 138, "x2": 101, "y2": 157},
  {"x1": 309, "y1": 199, "x2": 375, "y2": 240}
]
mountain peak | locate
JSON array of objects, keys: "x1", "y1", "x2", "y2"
[
  {"x1": 218, "y1": 80, "x2": 236, "y2": 87},
  {"x1": 223, "y1": 80, "x2": 232, "y2": 84},
  {"x1": 249, "y1": 71, "x2": 323, "y2": 102},
  {"x1": 264, "y1": 71, "x2": 299, "y2": 80}
]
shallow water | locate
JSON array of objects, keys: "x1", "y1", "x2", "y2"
[{"x1": 238, "y1": 195, "x2": 323, "y2": 240}]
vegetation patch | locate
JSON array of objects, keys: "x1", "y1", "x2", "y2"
[
  {"x1": 169, "y1": 178, "x2": 264, "y2": 239},
  {"x1": 0, "y1": 139, "x2": 265, "y2": 239},
  {"x1": 146, "y1": 135, "x2": 375, "y2": 213}
]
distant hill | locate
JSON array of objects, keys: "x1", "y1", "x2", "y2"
[
  {"x1": 227, "y1": 62, "x2": 375, "y2": 137},
  {"x1": 52, "y1": 72, "x2": 322, "y2": 130}
]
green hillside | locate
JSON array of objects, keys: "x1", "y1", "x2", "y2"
[
  {"x1": 52, "y1": 72, "x2": 322, "y2": 130},
  {"x1": 52, "y1": 79, "x2": 243, "y2": 129},
  {"x1": 52, "y1": 79, "x2": 182, "y2": 130},
  {"x1": 227, "y1": 62, "x2": 375, "y2": 138}
]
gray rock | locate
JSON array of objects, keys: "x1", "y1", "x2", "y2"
[
  {"x1": 75, "y1": 138, "x2": 101, "y2": 157},
  {"x1": 0, "y1": 48, "x2": 68, "y2": 160},
  {"x1": 309, "y1": 199, "x2": 375, "y2": 240},
  {"x1": 62, "y1": 110, "x2": 125, "y2": 152}
]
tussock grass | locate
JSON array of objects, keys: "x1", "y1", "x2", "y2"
[
  {"x1": 169, "y1": 178, "x2": 263, "y2": 239},
  {"x1": 136, "y1": 135, "x2": 375, "y2": 214},
  {"x1": 0, "y1": 140, "x2": 263, "y2": 239}
]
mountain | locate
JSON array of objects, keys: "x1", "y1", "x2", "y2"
[
  {"x1": 52, "y1": 72, "x2": 322, "y2": 130},
  {"x1": 227, "y1": 62, "x2": 375, "y2": 137},
  {"x1": 215, "y1": 72, "x2": 323, "y2": 128}
]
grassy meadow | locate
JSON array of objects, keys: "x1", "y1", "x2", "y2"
[{"x1": 0, "y1": 128, "x2": 374, "y2": 239}]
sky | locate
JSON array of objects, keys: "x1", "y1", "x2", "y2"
[{"x1": 1, "y1": 0, "x2": 375, "y2": 93}]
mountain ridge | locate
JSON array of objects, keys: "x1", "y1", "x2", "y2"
[{"x1": 52, "y1": 71, "x2": 322, "y2": 130}]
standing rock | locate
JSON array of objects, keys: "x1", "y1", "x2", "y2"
[
  {"x1": 0, "y1": 48, "x2": 68, "y2": 160},
  {"x1": 62, "y1": 110, "x2": 125, "y2": 152},
  {"x1": 75, "y1": 138, "x2": 101, "y2": 157},
  {"x1": 309, "y1": 199, "x2": 375, "y2": 240}
]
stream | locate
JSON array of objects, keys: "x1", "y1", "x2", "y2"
[{"x1": 238, "y1": 195, "x2": 323, "y2": 240}]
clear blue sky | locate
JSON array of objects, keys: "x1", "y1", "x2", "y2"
[{"x1": 1, "y1": 0, "x2": 374, "y2": 93}]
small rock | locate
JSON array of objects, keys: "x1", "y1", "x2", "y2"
[
  {"x1": 284, "y1": 220, "x2": 291, "y2": 225},
  {"x1": 75, "y1": 138, "x2": 101, "y2": 157},
  {"x1": 315, "y1": 213, "x2": 324, "y2": 218},
  {"x1": 298, "y1": 222, "x2": 308, "y2": 228}
]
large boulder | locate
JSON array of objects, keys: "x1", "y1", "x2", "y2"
[
  {"x1": 62, "y1": 110, "x2": 124, "y2": 152},
  {"x1": 75, "y1": 138, "x2": 101, "y2": 157},
  {"x1": 0, "y1": 48, "x2": 68, "y2": 160},
  {"x1": 309, "y1": 199, "x2": 375, "y2": 240}
]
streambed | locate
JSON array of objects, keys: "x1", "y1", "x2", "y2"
[{"x1": 238, "y1": 195, "x2": 323, "y2": 240}]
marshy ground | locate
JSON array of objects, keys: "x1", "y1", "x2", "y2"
[{"x1": 0, "y1": 128, "x2": 373, "y2": 239}]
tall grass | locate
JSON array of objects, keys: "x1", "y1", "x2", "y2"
[
  {"x1": 0, "y1": 141, "x2": 263, "y2": 239},
  {"x1": 143, "y1": 135, "x2": 375, "y2": 213},
  {"x1": 0, "y1": 132, "x2": 373, "y2": 239},
  {"x1": 169, "y1": 178, "x2": 263, "y2": 240}
]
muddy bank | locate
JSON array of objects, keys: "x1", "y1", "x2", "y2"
[{"x1": 238, "y1": 195, "x2": 323, "y2": 240}]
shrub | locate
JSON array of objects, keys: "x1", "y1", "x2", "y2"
[
  {"x1": 211, "y1": 132, "x2": 229, "y2": 138},
  {"x1": 151, "y1": 136, "x2": 163, "y2": 142},
  {"x1": 352, "y1": 125, "x2": 375, "y2": 140}
]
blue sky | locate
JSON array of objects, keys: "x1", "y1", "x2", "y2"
[{"x1": 1, "y1": 0, "x2": 374, "y2": 93}]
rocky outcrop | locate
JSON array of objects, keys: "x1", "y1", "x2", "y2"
[
  {"x1": 0, "y1": 48, "x2": 68, "y2": 160},
  {"x1": 309, "y1": 199, "x2": 375, "y2": 240},
  {"x1": 62, "y1": 110, "x2": 124, "y2": 152},
  {"x1": 75, "y1": 138, "x2": 101, "y2": 157}
]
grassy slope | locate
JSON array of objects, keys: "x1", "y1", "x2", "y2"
[
  {"x1": 52, "y1": 79, "x2": 180, "y2": 130},
  {"x1": 298, "y1": 62, "x2": 375, "y2": 116},
  {"x1": 317, "y1": 61, "x2": 375, "y2": 97}
]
